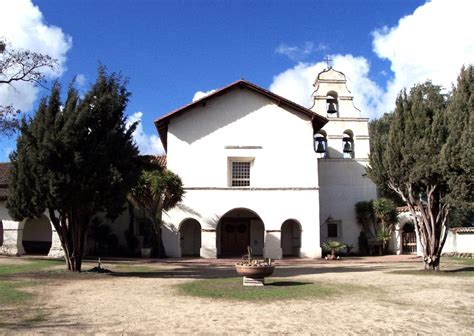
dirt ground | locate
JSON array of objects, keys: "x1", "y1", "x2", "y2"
[{"x1": 1, "y1": 255, "x2": 473, "y2": 335}]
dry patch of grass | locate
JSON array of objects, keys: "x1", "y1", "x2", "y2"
[
  {"x1": 388, "y1": 258, "x2": 474, "y2": 277},
  {"x1": 390, "y1": 268, "x2": 473, "y2": 277},
  {"x1": 0, "y1": 259, "x2": 68, "y2": 329}
]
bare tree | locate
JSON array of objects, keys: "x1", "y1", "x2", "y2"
[{"x1": 0, "y1": 39, "x2": 58, "y2": 136}]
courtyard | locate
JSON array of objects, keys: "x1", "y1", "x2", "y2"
[{"x1": 0, "y1": 255, "x2": 472, "y2": 334}]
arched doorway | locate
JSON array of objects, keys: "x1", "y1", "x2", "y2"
[
  {"x1": 21, "y1": 215, "x2": 52, "y2": 255},
  {"x1": 402, "y1": 222, "x2": 416, "y2": 254},
  {"x1": 218, "y1": 208, "x2": 264, "y2": 257},
  {"x1": 179, "y1": 219, "x2": 201, "y2": 257},
  {"x1": 281, "y1": 219, "x2": 301, "y2": 257}
]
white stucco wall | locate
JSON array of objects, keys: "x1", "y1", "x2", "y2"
[
  {"x1": 318, "y1": 159, "x2": 377, "y2": 251},
  {"x1": 0, "y1": 201, "x2": 64, "y2": 257},
  {"x1": 163, "y1": 88, "x2": 322, "y2": 259},
  {"x1": 442, "y1": 231, "x2": 474, "y2": 254},
  {"x1": 167, "y1": 89, "x2": 319, "y2": 188},
  {"x1": 0, "y1": 201, "x2": 23, "y2": 255},
  {"x1": 163, "y1": 189, "x2": 321, "y2": 259}
]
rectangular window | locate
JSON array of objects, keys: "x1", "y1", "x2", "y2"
[
  {"x1": 327, "y1": 222, "x2": 338, "y2": 238},
  {"x1": 231, "y1": 161, "x2": 251, "y2": 187}
]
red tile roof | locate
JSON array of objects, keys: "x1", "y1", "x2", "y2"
[
  {"x1": 154, "y1": 79, "x2": 328, "y2": 152},
  {"x1": 152, "y1": 155, "x2": 167, "y2": 167},
  {"x1": 396, "y1": 205, "x2": 420, "y2": 213},
  {"x1": 0, "y1": 156, "x2": 168, "y2": 201},
  {"x1": 451, "y1": 227, "x2": 474, "y2": 233},
  {"x1": 0, "y1": 162, "x2": 11, "y2": 201}
]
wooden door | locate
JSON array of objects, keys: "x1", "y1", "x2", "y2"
[{"x1": 221, "y1": 220, "x2": 250, "y2": 257}]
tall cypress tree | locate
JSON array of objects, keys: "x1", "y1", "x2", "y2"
[
  {"x1": 7, "y1": 67, "x2": 140, "y2": 271},
  {"x1": 368, "y1": 82, "x2": 448, "y2": 270},
  {"x1": 368, "y1": 66, "x2": 473, "y2": 270},
  {"x1": 441, "y1": 66, "x2": 473, "y2": 209}
]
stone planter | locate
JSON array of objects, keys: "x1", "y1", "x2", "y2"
[{"x1": 235, "y1": 264, "x2": 275, "y2": 286}]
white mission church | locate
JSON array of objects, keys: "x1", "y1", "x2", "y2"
[{"x1": 0, "y1": 67, "x2": 377, "y2": 259}]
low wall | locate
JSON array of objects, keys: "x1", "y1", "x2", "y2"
[{"x1": 442, "y1": 227, "x2": 474, "y2": 256}]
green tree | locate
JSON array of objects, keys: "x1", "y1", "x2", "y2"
[
  {"x1": 7, "y1": 67, "x2": 140, "y2": 271},
  {"x1": 368, "y1": 114, "x2": 404, "y2": 205},
  {"x1": 128, "y1": 167, "x2": 184, "y2": 258},
  {"x1": 355, "y1": 200, "x2": 375, "y2": 237},
  {"x1": 373, "y1": 198, "x2": 398, "y2": 254},
  {"x1": 441, "y1": 66, "x2": 473, "y2": 209},
  {"x1": 355, "y1": 198, "x2": 397, "y2": 255},
  {"x1": 368, "y1": 66, "x2": 473, "y2": 270}
]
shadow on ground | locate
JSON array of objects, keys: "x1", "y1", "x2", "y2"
[
  {"x1": 267, "y1": 281, "x2": 312, "y2": 287},
  {"x1": 107, "y1": 264, "x2": 393, "y2": 279},
  {"x1": 0, "y1": 307, "x2": 92, "y2": 332},
  {"x1": 445, "y1": 267, "x2": 474, "y2": 273}
]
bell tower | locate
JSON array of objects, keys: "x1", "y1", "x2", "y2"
[
  {"x1": 312, "y1": 66, "x2": 377, "y2": 254},
  {"x1": 310, "y1": 67, "x2": 369, "y2": 160}
]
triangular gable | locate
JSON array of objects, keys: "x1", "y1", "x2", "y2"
[{"x1": 154, "y1": 79, "x2": 328, "y2": 152}]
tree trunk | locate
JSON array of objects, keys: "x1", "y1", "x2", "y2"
[
  {"x1": 405, "y1": 186, "x2": 449, "y2": 271},
  {"x1": 47, "y1": 208, "x2": 89, "y2": 272},
  {"x1": 423, "y1": 254, "x2": 441, "y2": 270},
  {"x1": 151, "y1": 220, "x2": 167, "y2": 258},
  {"x1": 389, "y1": 183, "x2": 449, "y2": 271}
]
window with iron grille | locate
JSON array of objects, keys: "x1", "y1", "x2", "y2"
[{"x1": 231, "y1": 161, "x2": 251, "y2": 187}]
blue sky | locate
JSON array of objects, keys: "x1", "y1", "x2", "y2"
[{"x1": 1, "y1": 0, "x2": 472, "y2": 161}]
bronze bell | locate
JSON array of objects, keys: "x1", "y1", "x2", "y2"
[
  {"x1": 343, "y1": 139, "x2": 352, "y2": 153},
  {"x1": 327, "y1": 102, "x2": 337, "y2": 114},
  {"x1": 316, "y1": 140, "x2": 326, "y2": 153}
]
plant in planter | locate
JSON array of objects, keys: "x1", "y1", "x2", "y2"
[
  {"x1": 323, "y1": 240, "x2": 346, "y2": 260},
  {"x1": 235, "y1": 247, "x2": 275, "y2": 286}
]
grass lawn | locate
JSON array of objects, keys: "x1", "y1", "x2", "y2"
[
  {"x1": 0, "y1": 259, "x2": 65, "y2": 328},
  {"x1": 0, "y1": 259, "x2": 63, "y2": 276},
  {"x1": 0, "y1": 259, "x2": 64, "y2": 304},
  {"x1": 176, "y1": 277, "x2": 370, "y2": 301},
  {"x1": 445, "y1": 256, "x2": 474, "y2": 266}
]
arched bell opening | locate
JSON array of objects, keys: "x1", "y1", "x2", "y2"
[
  {"x1": 326, "y1": 91, "x2": 339, "y2": 117},
  {"x1": 342, "y1": 129, "x2": 354, "y2": 159},
  {"x1": 21, "y1": 215, "x2": 52, "y2": 255},
  {"x1": 217, "y1": 208, "x2": 264, "y2": 258},
  {"x1": 281, "y1": 219, "x2": 302, "y2": 257},
  {"x1": 314, "y1": 130, "x2": 328, "y2": 158},
  {"x1": 179, "y1": 218, "x2": 201, "y2": 257}
]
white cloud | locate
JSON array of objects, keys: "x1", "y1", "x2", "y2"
[
  {"x1": 127, "y1": 112, "x2": 164, "y2": 155},
  {"x1": 275, "y1": 41, "x2": 327, "y2": 61},
  {"x1": 269, "y1": 55, "x2": 383, "y2": 118},
  {"x1": 372, "y1": 0, "x2": 474, "y2": 113},
  {"x1": 270, "y1": 0, "x2": 474, "y2": 118},
  {"x1": 192, "y1": 89, "x2": 216, "y2": 102},
  {"x1": 75, "y1": 74, "x2": 86, "y2": 87},
  {"x1": 0, "y1": 0, "x2": 72, "y2": 112},
  {"x1": 270, "y1": 62, "x2": 324, "y2": 108}
]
